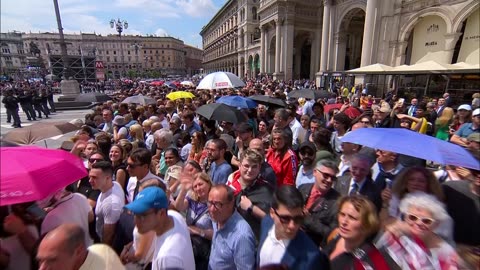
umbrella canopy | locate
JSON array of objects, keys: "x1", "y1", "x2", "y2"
[
  {"x1": 250, "y1": 95, "x2": 286, "y2": 107},
  {"x1": 75, "y1": 92, "x2": 112, "y2": 103},
  {"x1": 180, "y1": 81, "x2": 195, "y2": 87},
  {"x1": 122, "y1": 94, "x2": 156, "y2": 105},
  {"x1": 341, "y1": 128, "x2": 479, "y2": 170},
  {"x1": 166, "y1": 91, "x2": 195, "y2": 100},
  {"x1": 164, "y1": 81, "x2": 177, "y2": 89},
  {"x1": 196, "y1": 103, "x2": 247, "y2": 123},
  {"x1": 3, "y1": 122, "x2": 80, "y2": 145},
  {"x1": 196, "y1": 71, "x2": 245, "y2": 90},
  {"x1": 288, "y1": 88, "x2": 317, "y2": 99},
  {"x1": 0, "y1": 146, "x2": 88, "y2": 205},
  {"x1": 150, "y1": 80, "x2": 164, "y2": 86},
  {"x1": 216, "y1": 96, "x2": 257, "y2": 109},
  {"x1": 288, "y1": 89, "x2": 331, "y2": 100}
]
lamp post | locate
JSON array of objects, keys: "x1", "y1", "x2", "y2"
[
  {"x1": 132, "y1": 42, "x2": 141, "y2": 77},
  {"x1": 110, "y1": 18, "x2": 128, "y2": 78}
]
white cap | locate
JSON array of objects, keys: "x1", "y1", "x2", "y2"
[
  {"x1": 473, "y1": 108, "x2": 480, "y2": 117},
  {"x1": 458, "y1": 104, "x2": 472, "y2": 111}
]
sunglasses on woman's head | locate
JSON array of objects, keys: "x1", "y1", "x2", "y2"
[{"x1": 405, "y1": 213, "x2": 435, "y2": 226}]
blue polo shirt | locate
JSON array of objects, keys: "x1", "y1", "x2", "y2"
[
  {"x1": 454, "y1": 123, "x2": 479, "y2": 138},
  {"x1": 295, "y1": 165, "x2": 315, "y2": 187},
  {"x1": 209, "y1": 160, "x2": 233, "y2": 185}
]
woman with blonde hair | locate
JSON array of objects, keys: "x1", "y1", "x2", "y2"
[
  {"x1": 173, "y1": 172, "x2": 214, "y2": 269},
  {"x1": 324, "y1": 195, "x2": 399, "y2": 269},
  {"x1": 128, "y1": 124, "x2": 146, "y2": 150},
  {"x1": 435, "y1": 107, "x2": 454, "y2": 141}
]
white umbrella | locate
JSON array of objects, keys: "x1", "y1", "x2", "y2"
[
  {"x1": 196, "y1": 72, "x2": 245, "y2": 90},
  {"x1": 180, "y1": 80, "x2": 195, "y2": 87}
]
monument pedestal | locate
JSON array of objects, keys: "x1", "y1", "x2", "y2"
[{"x1": 60, "y1": 79, "x2": 80, "y2": 96}]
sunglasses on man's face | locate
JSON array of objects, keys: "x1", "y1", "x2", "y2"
[
  {"x1": 405, "y1": 213, "x2": 435, "y2": 226},
  {"x1": 273, "y1": 208, "x2": 304, "y2": 225},
  {"x1": 89, "y1": 158, "x2": 103, "y2": 163},
  {"x1": 127, "y1": 162, "x2": 143, "y2": 169}
]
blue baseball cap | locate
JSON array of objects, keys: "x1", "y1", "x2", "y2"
[{"x1": 124, "y1": 186, "x2": 168, "y2": 214}]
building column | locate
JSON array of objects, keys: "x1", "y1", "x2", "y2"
[
  {"x1": 444, "y1": 32, "x2": 462, "y2": 63},
  {"x1": 274, "y1": 19, "x2": 282, "y2": 76},
  {"x1": 284, "y1": 22, "x2": 295, "y2": 80},
  {"x1": 319, "y1": 0, "x2": 331, "y2": 72},
  {"x1": 310, "y1": 30, "x2": 320, "y2": 79},
  {"x1": 360, "y1": 0, "x2": 378, "y2": 67},
  {"x1": 264, "y1": 27, "x2": 270, "y2": 73},
  {"x1": 260, "y1": 27, "x2": 265, "y2": 73},
  {"x1": 334, "y1": 32, "x2": 348, "y2": 71}
]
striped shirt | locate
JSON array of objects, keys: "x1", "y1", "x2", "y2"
[{"x1": 208, "y1": 211, "x2": 256, "y2": 270}]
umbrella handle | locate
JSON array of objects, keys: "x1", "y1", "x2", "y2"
[{"x1": 44, "y1": 140, "x2": 48, "y2": 148}]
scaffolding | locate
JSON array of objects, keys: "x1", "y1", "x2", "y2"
[{"x1": 49, "y1": 54, "x2": 96, "y2": 82}]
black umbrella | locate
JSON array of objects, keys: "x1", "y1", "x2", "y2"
[
  {"x1": 75, "y1": 92, "x2": 112, "y2": 103},
  {"x1": 196, "y1": 103, "x2": 247, "y2": 123},
  {"x1": 249, "y1": 95, "x2": 286, "y2": 107},
  {"x1": 288, "y1": 88, "x2": 332, "y2": 100},
  {"x1": 314, "y1": 90, "x2": 331, "y2": 100},
  {"x1": 288, "y1": 88, "x2": 314, "y2": 99}
]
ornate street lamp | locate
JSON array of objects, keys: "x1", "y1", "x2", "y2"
[{"x1": 110, "y1": 18, "x2": 128, "y2": 78}]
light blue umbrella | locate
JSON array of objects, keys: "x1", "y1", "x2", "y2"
[
  {"x1": 341, "y1": 128, "x2": 479, "y2": 170},
  {"x1": 216, "y1": 96, "x2": 257, "y2": 109}
]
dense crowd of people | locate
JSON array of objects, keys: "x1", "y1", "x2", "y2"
[{"x1": 0, "y1": 77, "x2": 479, "y2": 270}]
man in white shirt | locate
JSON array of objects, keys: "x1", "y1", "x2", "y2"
[
  {"x1": 125, "y1": 186, "x2": 195, "y2": 270},
  {"x1": 89, "y1": 161, "x2": 125, "y2": 246},
  {"x1": 126, "y1": 148, "x2": 164, "y2": 203},
  {"x1": 40, "y1": 189, "x2": 94, "y2": 247}
]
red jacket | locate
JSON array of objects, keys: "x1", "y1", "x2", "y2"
[{"x1": 266, "y1": 148, "x2": 298, "y2": 187}]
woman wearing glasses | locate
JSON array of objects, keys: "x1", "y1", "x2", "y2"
[
  {"x1": 324, "y1": 195, "x2": 399, "y2": 269},
  {"x1": 380, "y1": 166, "x2": 453, "y2": 243},
  {"x1": 376, "y1": 192, "x2": 461, "y2": 269}
]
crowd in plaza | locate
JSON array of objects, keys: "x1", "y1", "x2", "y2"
[{"x1": 0, "y1": 75, "x2": 479, "y2": 270}]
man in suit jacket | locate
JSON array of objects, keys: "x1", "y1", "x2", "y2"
[
  {"x1": 299, "y1": 159, "x2": 340, "y2": 246},
  {"x1": 258, "y1": 186, "x2": 330, "y2": 270},
  {"x1": 334, "y1": 153, "x2": 382, "y2": 211}
]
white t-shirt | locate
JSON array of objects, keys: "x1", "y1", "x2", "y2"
[
  {"x1": 152, "y1": 210, "x2": 195, "y2": 270},
  {"x1": 95, "y1": 182, "x2": 125, "y2": 241},
  {"x1": 41, "y1": 193, "x2": 93, "y2": 246},
  {"x1": 0, "y1": 225, "x2": 39, "y2": 270}
]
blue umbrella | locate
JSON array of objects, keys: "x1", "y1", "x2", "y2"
[
  {"x1": 165, "y1": 81, "x2": 177, "y2": 89},
  {"x1": 341, "y1": 128, "x2": 479, "y2": 170},
  {"x1": 216, "y1": 96, "x2": 257, "y2": 109}
]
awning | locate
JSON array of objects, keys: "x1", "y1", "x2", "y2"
[{"x1": 345, "y1": 63, "x2": 393, "y2": 74}]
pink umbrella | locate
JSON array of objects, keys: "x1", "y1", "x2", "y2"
[{"x1": 0, "y1": 146, "x2": 88, "y2": 206}]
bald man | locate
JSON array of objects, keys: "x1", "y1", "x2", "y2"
[
  {"x1": 249, "y1": 138, "x2": 277, "y2": 187},
  {"x1": 37, "y1": 224, "x2": 125, "y2": 270}
]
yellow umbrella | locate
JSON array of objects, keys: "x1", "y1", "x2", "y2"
[{"x1": 166, "y1": 91, "x2": 195, "y2": 100}]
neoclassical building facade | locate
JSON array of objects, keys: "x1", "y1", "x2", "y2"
[{"x1": 200, "y1": 0, "x2": 479, "y2": 84}]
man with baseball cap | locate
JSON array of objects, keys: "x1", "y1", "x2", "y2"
[
  {"x1": 451, "y1": 108, "x2": 480, "y2": 147},
  {"x1": 125, "y1": 187, "x2": 195, "y2": 270}
]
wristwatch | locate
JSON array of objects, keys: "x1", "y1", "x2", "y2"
[
  {"x1": 200, "y1": 230, "x2": 206, "y2": 238},
  {"x1": 247, "y1": 204, "x2": 254, "y2": 214}
]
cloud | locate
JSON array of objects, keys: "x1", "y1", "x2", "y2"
[
  {"x1": 155, "y1": 28, "x2": 169, "y2": 37},
  {"x1": 176, "y1": 0, "x2": 219, "y2": 18}
]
